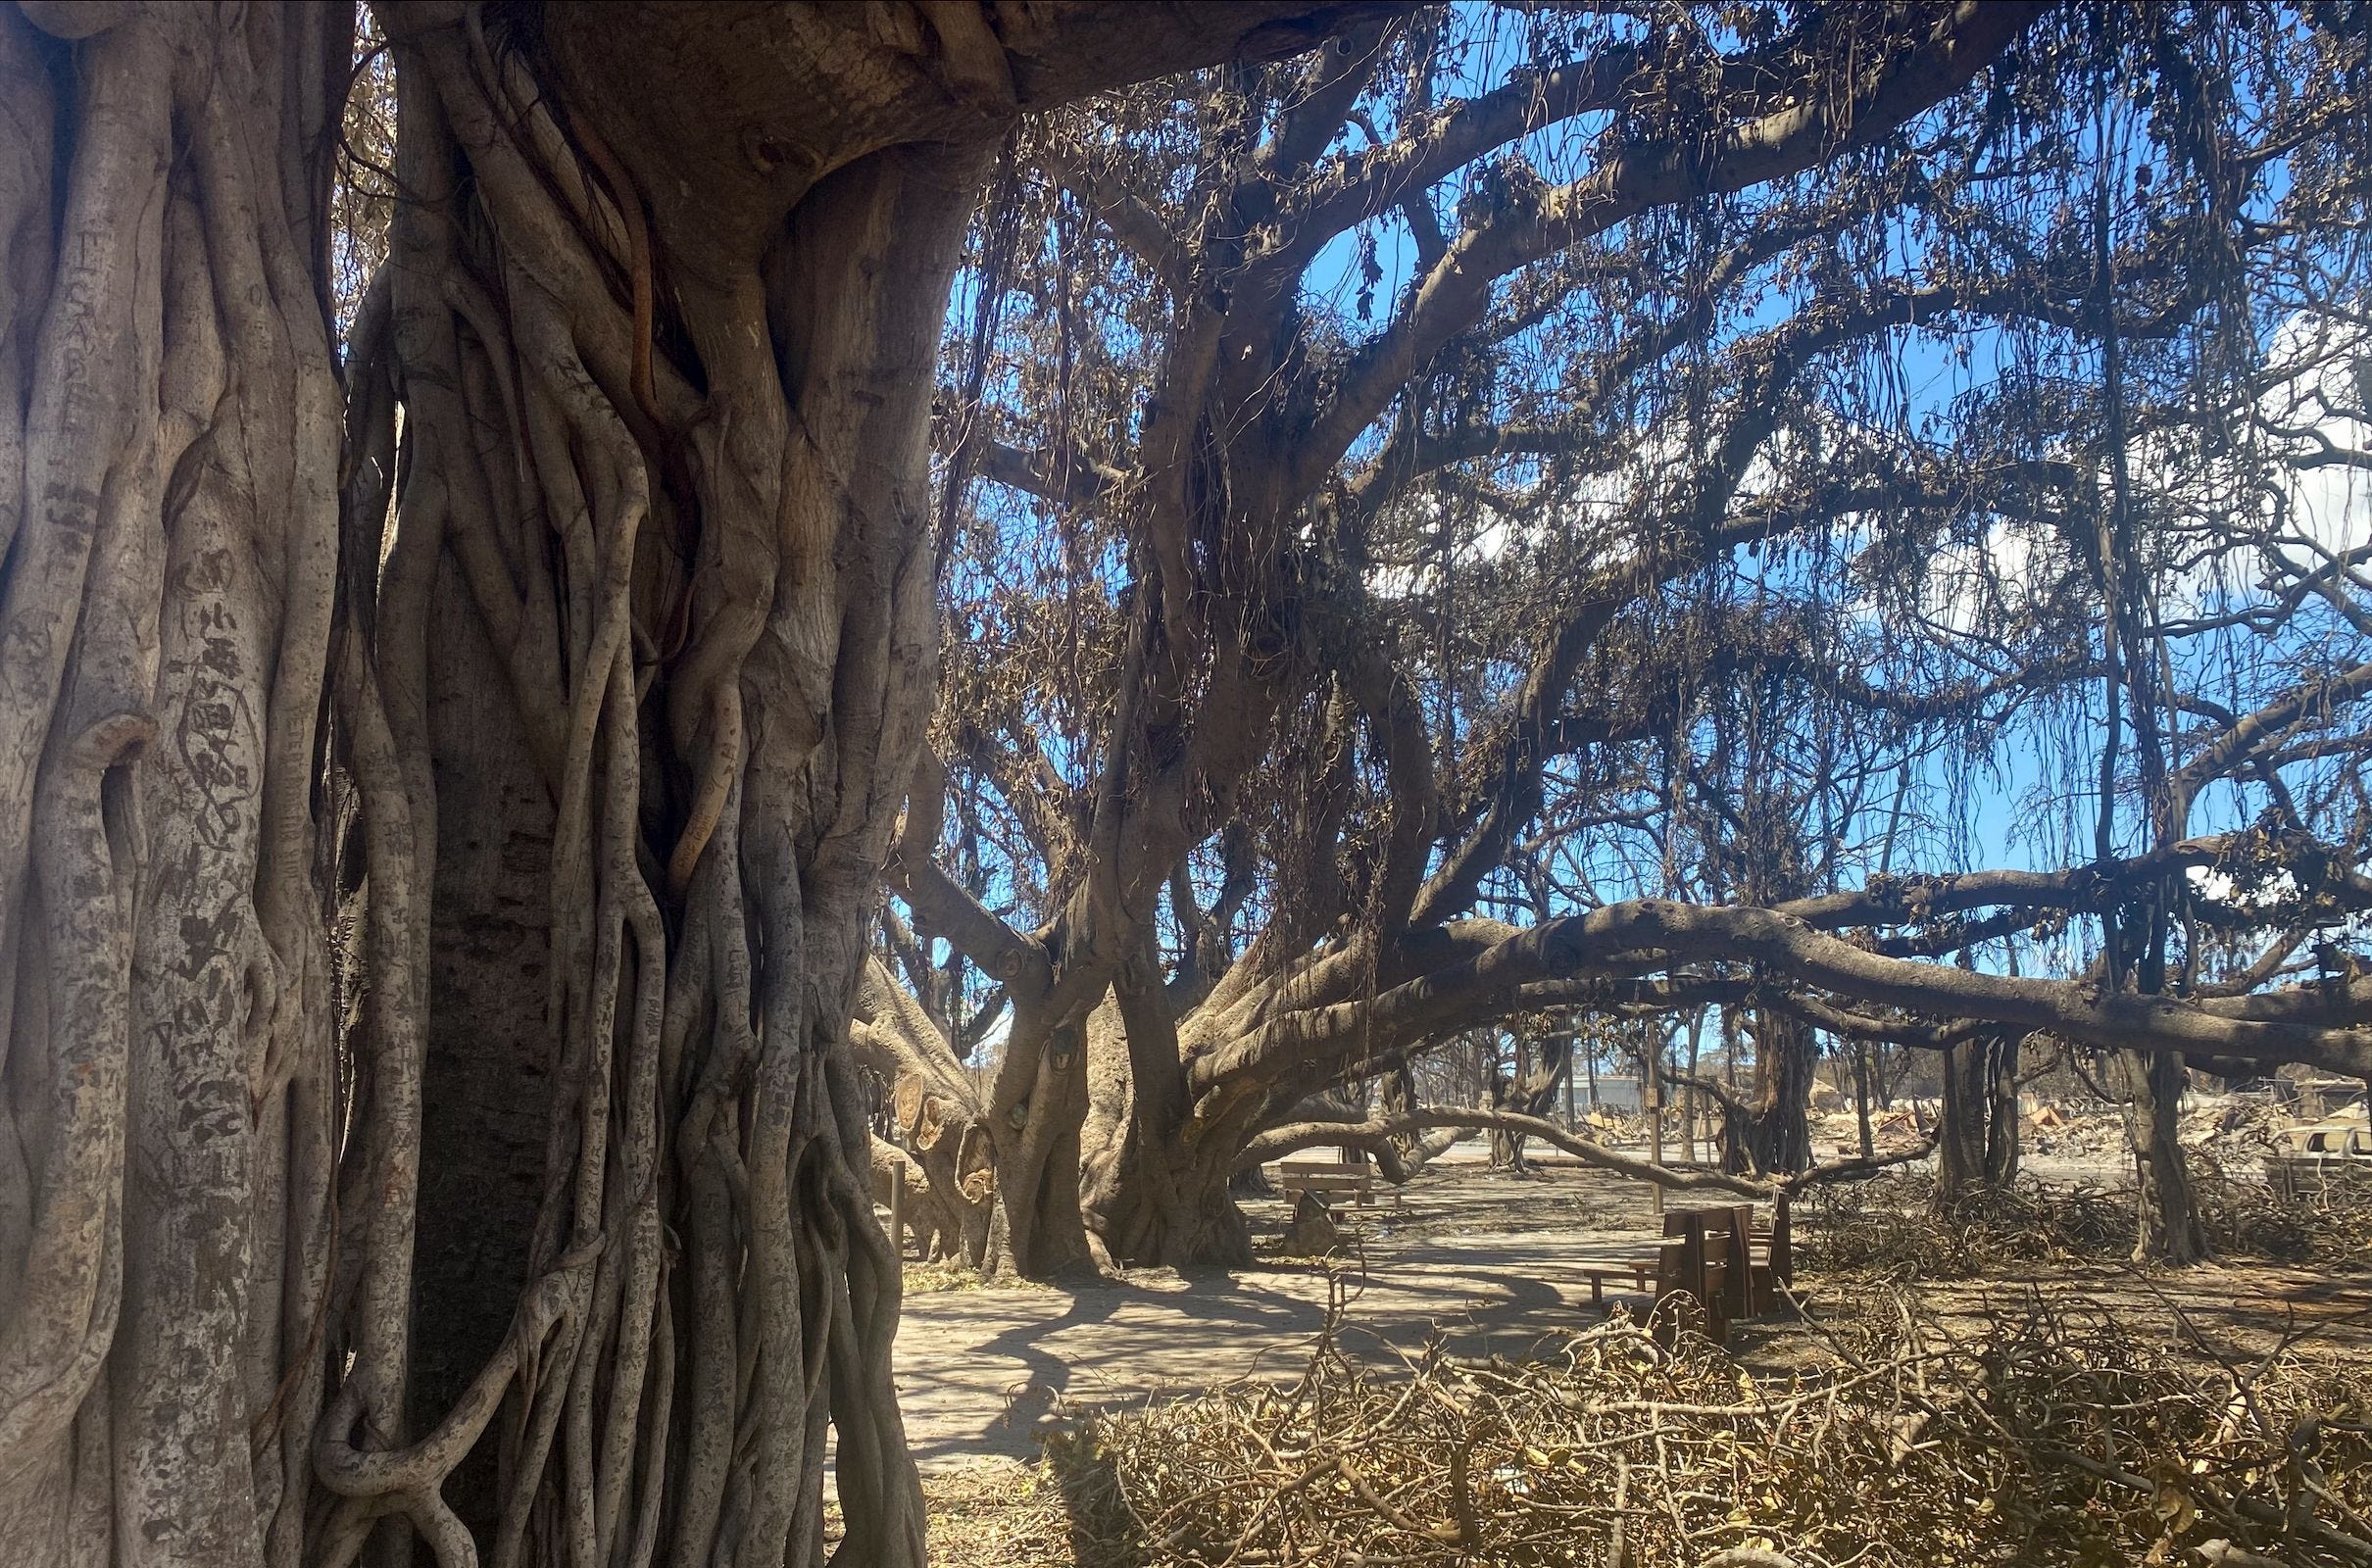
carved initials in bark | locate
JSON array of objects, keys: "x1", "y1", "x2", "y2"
[{"x1": 0, "y1": 3, "x2": 1391, "y2": 1564}]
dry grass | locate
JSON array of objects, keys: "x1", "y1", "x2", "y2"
[
  {"x1": 889, "y1": 1163, "x2": 2372, "y2": 1564},
  {"x1": 901, "y1": 1260, "x2": 1060, "y2": 1296},
  {"x1": 913, "y1": 1460, "x2": 1080, "y2": 1568}
]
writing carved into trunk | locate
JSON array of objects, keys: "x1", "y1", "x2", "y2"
[{"x1": 0, "y1": 3, "x2": 1384, "y2": 1562}]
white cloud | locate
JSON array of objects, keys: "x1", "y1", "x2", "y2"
[{"x1": 2259, "y1": 309, "x2": 2371, "y2": 566}]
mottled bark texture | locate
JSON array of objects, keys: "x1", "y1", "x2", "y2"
[
  {"x1": 852, "y1": 959, "x2": 997, "y2": 1267},
  {"x1": 2119, "y1": 1046, "x2": 2208, "y2": 1265},
  {"x1": 0, "y1": 3, "x2": 1383, "y2": 1564}
]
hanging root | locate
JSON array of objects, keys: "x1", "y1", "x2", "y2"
[
  {"x1": 667, "y1": 684, "x2": 742, "y2": 895},
  {"x1": 562, "y1": 103, "x2": 658, "y2": 430}
]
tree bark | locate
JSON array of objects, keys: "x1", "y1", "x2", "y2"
[
  {"x1": 1851, "y1": 1039, "x2": 1876, "y2": 1158},
  {"x1": 1080, "y1": 956, "x2": 1260, "y2": 1269},
  {"x1": 2119, "y1": 1047, "x2": 2208, "y2": 1265},
  {"x1": 1487, "y1": 1033, "x2": 1570, "y2": 1171},
  {"x1": 1984, "y1": 1031, "x2": 2022, "y2": 1190},
  {"x1": 852, "y1": 959, "x2": 997, "y2": 1268},
  {"x1": 0, "y1": 9, "x2": 346, "y2": 1566},
  {"x1": 1721, "y1": 1009, "x2": 1814, "y2": 1175},
  {"x1": 0, "y1": 3, "x2": 1380, "y2": 1563},
  {"x1": 1934, "y1": 1032, "x2": 1992, "y2": 1209}
]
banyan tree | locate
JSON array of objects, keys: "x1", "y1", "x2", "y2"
[
  {"x1": 0, "y1": 2, "x2": 2368, "y2": 1566},
  {"x1": 0, "y1": 2, "x2": 1387, "y2": 1563},
  {"x1": 869, "y1": 0, "x2": 2372, "y2": 1274}
]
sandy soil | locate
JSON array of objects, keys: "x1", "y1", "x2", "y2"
[{"x1": 894, "y1": 1231, "x2": 1662, "y2": 1467}]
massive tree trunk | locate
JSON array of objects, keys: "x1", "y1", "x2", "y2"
[
  {"x1": 1080, "y1": 947, "x2": 1261, "y2": 1269},
  {"x1": 348, "y1": 24, "x2": 977, "y2": 1553},
  {"x1": 0, "y1": 2, "x2": 1375, "y2": 1562},
  {"x1": 1080, "y1": 1115, "x2": 1257, "y2": 1270}
]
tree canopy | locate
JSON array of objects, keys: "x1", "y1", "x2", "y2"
[
  {"x1": 0, "y1": 4, "x2": 2367, "y2": 1567},
  {"x1": 868, "y1": 0, "x2": 2372, "y2": 1273}
]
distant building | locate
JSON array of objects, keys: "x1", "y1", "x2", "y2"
[{"x1": 1576, "y1": 1077, "x2": 1643, "y2": 1111}]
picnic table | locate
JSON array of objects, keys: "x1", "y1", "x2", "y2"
[{"x1": 1570, "y1": 1197, "x2": 1793, "y2": 1347}]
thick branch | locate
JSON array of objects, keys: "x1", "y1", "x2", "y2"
[
  {"x1": 1299, "y1": 0, "x2": 2035, "y2": 488},
  {"x1": 1240, "y1": 1107, "x2": 1774, "y2": 1200},
  {"x1": 886, "y1": 754, "x2": 1052, "y2": 997},
  {"x1": 1196, "y1": 896, "x2": 2372, "y2": 1100}
]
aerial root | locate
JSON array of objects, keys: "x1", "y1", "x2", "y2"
[{"x1": 667, "y1": 684, "x2": 741, "y2": 895}]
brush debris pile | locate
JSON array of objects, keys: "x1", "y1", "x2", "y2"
[
  {"x1": 1798, "y1": 1171, "x2": 2372, "y2": 1280},
  {"x1": 1044, "y1": 1305, "x2": 2372, "y2": 1567}
]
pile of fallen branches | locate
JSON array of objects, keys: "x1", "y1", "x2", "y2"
[
  {"x1": 2199, "y1": 1159, "x2": 2372, "y2": 1267},
  {"x1": 1797, "y1": 1176, "x2": 2131, "y2": 1279},
  {"x1": 1044, "y1": 1301, "x2": 2372, "y2": 1567},
  {"x1": 1798, "y1": 1170, "x2": 2372, "y2": 1280}
]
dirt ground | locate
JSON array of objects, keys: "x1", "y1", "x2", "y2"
[{"x1": 873, "y1": 1138, "x2": 2372, "y2": 1564}]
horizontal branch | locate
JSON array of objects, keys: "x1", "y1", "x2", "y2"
[
  {"x1": 1788, "y1": 1135, "x2": 1941, "y2": 1190},
  {"x1": 1038, "y1": 142, "x2": 1187, "y2": 291},
  {"x1": 1773, "y1": 836, "x2": 2242, "y2": 931},
  {"x1": 2178, "y1": 659, "x2": 2372, "y2": 793},
  {"x1": 1194, "y1": 895, "x2": 2372, "y2": 1101},
  {"x1": 886, "y1": 754, "x2": 1053, "y2": 997},
  {"x1": 1282, "y1": 39, "x2": 1647, "y2": 262},
  {"x1": 974, "y1": 438, "x2": 1121, "y2": 511},
  {"x1": 1239, "y1": 1107, "x2": 1774, "y2": 1200}
]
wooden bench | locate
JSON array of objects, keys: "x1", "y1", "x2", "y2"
[
  {"x1": 1572, "y1": 1197, "x2": 1793, "y2": 1347},
  {"x1": 1574, "y1": 1254, "x2": 1660, "y2": 1301},
  {"x1": 1271, "y1": 1158, "x2": 1376, "y2": 1208}
]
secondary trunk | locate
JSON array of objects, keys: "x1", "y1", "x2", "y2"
[
  {"x1": 1080, "y1": 1129, "x2": 1256, "y2": 1270},
  {"x1": 1721, "y1": 1009, "x2": 1815, "y2": 1175},
  {"x1": 2119, "y1": 1047, "x2": 2208, "y2": 1265},
  {"x1": 851, "y1": 961, "x2": 997, "y2": 1268},
  {"x1": 1487, "y1": 1035, "x2": 1571, "y2": 1171},
  {"x1": 1985, "y1": 1032, "x2": 2023, "y2": 1189},
  {"x1": 1080, "y1": 964, "x2": 1260, "y2": 1270},
  {"x1": 983, "y1": 1007, "x2": 1098, "y2": 1278},
  {"x1": 1851, "y1": 1041, "x2": 1875, "y2": 1157},
  {"x1": 1935, "y1": 1030, "x2": 2023, "y2": 1210},
  {"x1": 346, "y1": 19, "x2": 988, "y2": 1550}
]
